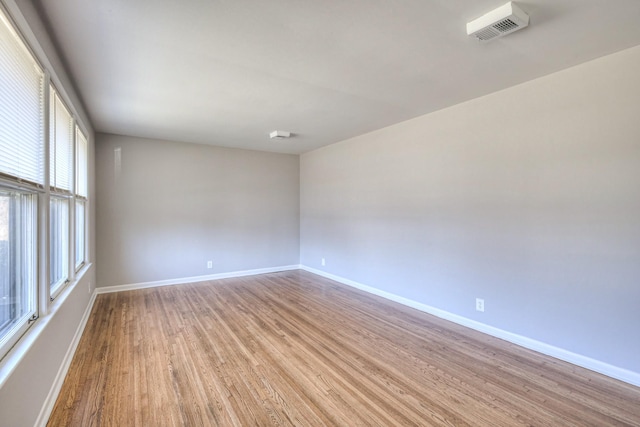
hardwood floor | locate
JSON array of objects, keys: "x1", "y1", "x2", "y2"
[{"x1": 48, "y1": 270, "x2": 640, "y2": 426}]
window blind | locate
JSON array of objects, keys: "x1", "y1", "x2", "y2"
[
  {"x1": 0, "y1": 10, "x2": 45, "y2": 186},
  {"x1": 75, "y1": 126, "x2": 87, "y2": 198},
  {"x1": 50, "y1": 87, "x2": 73, "y2": 192}
]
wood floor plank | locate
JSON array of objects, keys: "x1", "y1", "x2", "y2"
[{"x1": 48, "y1": 270, "x2": 640, "y2": 426}]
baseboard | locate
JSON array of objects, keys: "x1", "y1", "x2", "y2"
[
  {"x1": 34, "y1": 290, "x2": 98, "y2": 427},
  {"x1": 300, "y1": 265, "x2": 640, "y2": 388},
  {"x1": 96, "y1": 265, "x2": 300, "y2": 294}
]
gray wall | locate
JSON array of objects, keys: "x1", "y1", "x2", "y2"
[
  {"x1": 96, "y1": 134, "x2": 300, "y2": 288},
  {"x1": 300, "y1": 45, "x2": 640, "y2": 373},
  {"x1": 0, "y1": 1, "x2": 96, "y2": 425}
]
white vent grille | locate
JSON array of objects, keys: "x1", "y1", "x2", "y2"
[
  {"x1": 475, "y1": 28, "x2": 500, "y2": 41},
  {"x1": 494, "y1": 18, "x2": 519, "y2": 33},
  {"x1": 467, "y1": 2, "x2": 529, "y2": 42}
]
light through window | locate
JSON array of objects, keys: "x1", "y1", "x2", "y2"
[
  {"x1": 75, "y1": 199, "x2": 85, "y2": 269},
  {"x1": 49, "y1": 196, "x2": 69, "y2": 296},
  {"x1": 0, "y1": 190, "x2": 37, "y2": 355}
]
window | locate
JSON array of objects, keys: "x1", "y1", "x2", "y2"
[
  {"x1": 76, "y1": 127, "x2": 88, "y2": 198},
  {"x1": 75, "y1": 127, "x2": 87, "y2": 269},
  {"x1": 0, "y1": 11, "x2": 45, "y2": 186},
  {"x1": 75, "y1": 199, "x2": 85, "y2": 269},
  {"x1": 49, "y1": 195, "x2": 69, "y2": 296},
  {"x1": 49, "y1": 86, "x2": 73, "y2": 193},
  {"x1": 0, "y1": 5, "x2": 89, "y2": 361},
  {"x1": 0, "y1": 6, "x2": 44, "y2": 357},
  {"x1": 0, "y1": 190, "x2": 38, "y2": 358},
  {"x1": 49, "y1": 86, "x2": 73, "y2": 297}
]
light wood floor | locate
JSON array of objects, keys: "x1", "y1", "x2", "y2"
[{"x1": 49, "y1": 270, "x2": 640, "y2": 426}]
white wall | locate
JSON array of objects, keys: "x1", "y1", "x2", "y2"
[
  {"x1": 0, "y1": 1, "x2": 96, "y2": 425},
  {"x1": 96, "y1": 134, "x2": 300, "y2": 288},
  {"x1": 301, "y1": 45, "x2": 640, "y2": 375}
]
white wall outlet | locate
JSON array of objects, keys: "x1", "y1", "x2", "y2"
[
  {"x1": 476, "y1": 298, "x2": 485, "y2": 312},
  {"x1": 207, "y1": 260, "x2": 213, "y2": 269},
  {"x1": 88, "y1": 281, "x2": 91, "y2": 294},
  {"x1": 321, "y1": 258, "x2": 326, "y2": 266}
]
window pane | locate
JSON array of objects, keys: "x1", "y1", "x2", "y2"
[
  {"x1": 49, "y1": 87, "x2": 73, "y2": 192},
  {"x1": 75, "y1": 200, "x2": 85, "y2": 269},
  {"x1": 0, "y1": 189, "x2": 37, "y2": 353},
  {"x1": 49, "y1": 196, "x2": 69, "y2": 295},
  {"x1": 0, "y1": 10, "x2": 45, "y2": 185}
]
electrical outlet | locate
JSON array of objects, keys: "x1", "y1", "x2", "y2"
[
  {"x1": 88, "y1": 281, "x2": 91, "y2": 294},
  {"x1": 321, "y1": 258, "x2": 326, "y2": 266},
  {"x1": 207, "y1": 261, "x2": 213, "y2": 269},
  {"x1": 476, "y1": 298, "x2": 485, "y2": 312}
]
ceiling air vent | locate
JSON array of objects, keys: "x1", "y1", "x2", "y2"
[
  {"x1": 467, "y1": 2, "x2": 529, "y2": 42},
  {"x1": 269, "y1": 130, "x2": 291, "y2": 140}
]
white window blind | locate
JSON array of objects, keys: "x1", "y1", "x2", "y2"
[
  {"x1": 0, "y1": 10, "x2": 45, "y2": 186},
  {"x1": 75, "y1": 126, "x2": 87, "y2": 198},
  {"x1": 49, "y1": 87, "x2": 73, "y2": 192}
]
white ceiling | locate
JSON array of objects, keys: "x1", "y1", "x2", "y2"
[{"x1": 34, "y1": 0, "x2": 640, "y2": 154}]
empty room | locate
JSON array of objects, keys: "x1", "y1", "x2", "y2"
[{"x1": 1, "y1": 0, "x2": 639, "y2": 425}]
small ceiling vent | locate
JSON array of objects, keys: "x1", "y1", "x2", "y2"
[
  {"x1": 269, "y1": 130, "x2": 291, "y2": 140},
  {"x1": 467, "y1": 2, "x2": 529, "y2": 42}
]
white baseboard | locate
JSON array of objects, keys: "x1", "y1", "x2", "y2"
[
  {"x1": 35, "y1": 290, "x2": 98, "y2": 427},
  {"x1": 96, "y1": 265, "x2": 300, "y2": 294},
  {"x1": 300, "y1": 265, "x2": 640, "y2": 388}
]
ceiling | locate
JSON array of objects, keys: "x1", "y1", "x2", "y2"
[{"x1": 34, "y1": 0, "x2": 640, "y2": 154}]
